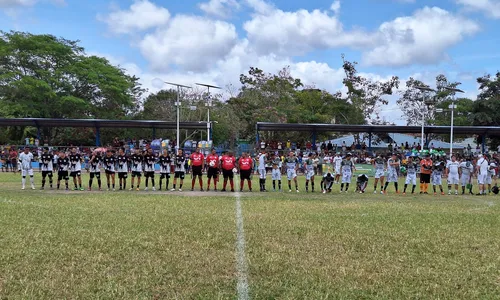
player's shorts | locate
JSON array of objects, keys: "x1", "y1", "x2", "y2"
[
  {"x1": 192, "y1": 165, "x2": 203, "y2": 177},
  {"x1": 160, "y1": 173, "x2": 170, "y2": 179},
  {"x1": 420, "y1": 173, "x2": 431, "y2": 184},
  {"x1": 207, "y1": 167, "x2": 218, "y2": 179},
  {"x1": 21, "y1": 169, "x2": 34, "y2": 177},
  {"x1": 104, "y1": 170, "x2": 114, "y2": 175},
  {"x1": 118, "y1": 172, "x2": 128, "y2": 179},
  {"x1": 222, "y1": 169, "x2": 233, "y2": 179},
  {"x1": 374, "y1": 169, "x2": 385, "y2": 179},
  {"x1": 57, "y1": 171, "x2": 69, "y2": 181},
  {"x1": 131, "y1": 171, "x2": 142, "y2": 178},
  {"x1": 174, "y1": 171, "x2": 185, "y2": 179},
  {"x1": 477, "y1": 173, "x2": 487, "y2": 185},
  {"x1": 432, "y1": 174, "x2": 442, "y2": 186},
  {"x1": 271, "y1": 168, "x2": 281, "y2": 180},
  {"x1": 460, "y1": 175, "x2": 470, "y2": 186},
  {"x1": 258, "y1": 169, "x2": 266, "y2": 179},
  {"x1": 90, "y1": 172, "x2": 101, "y2": 179},
  {"x1": 447, "y1": 175, "x2": 459, "y2": 185},
  {"x1": 240, "y1": 169, "x2": 252, "y2": 180},
  {"x1": 305, "y1": 170, "x2": 315, "y2": 180},
  {"x1": 386, "y1": 171, "x2": 398, "y2": 183},
  {"x1": 485, "y1": 175, "x2": 493, "y2": 185},
  {"x1": 405, "y1": 173, "x2": 417, "y2": 185},
  {"x1": 70, "y1": 171, "x2": 81, "y2": 177},
  {"x1": 286, "y1": 169, "x2": 297, "y2": 180},
  {"x1": 42, "y1": 171, "x2": 53, "y2": 177},
  {"x1": 335, "y1": 166, "x2": 341, "y2": 175},
  {"x1": 342, "y1": 172, "x2": 352, "y2": 184},
  {"x1": 144, "y1": 171, "x2": 154, "y2": 178}
]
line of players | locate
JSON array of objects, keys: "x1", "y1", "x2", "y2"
[{"x1": 16, "y1": 147, "x2": 498, "y2": 195}]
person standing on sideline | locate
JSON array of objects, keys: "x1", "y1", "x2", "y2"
[
  {"x1": 420, "y1": 153, "x2": 433, "y2": 194},
  {"x1": 56, "y1": 151, "x2": 70, "y2": 190},
  {"x1": 304, "y1": 153, "x2": 315, "y2": 192},
  {"x1": 271, "y1": 153, "x2": 282, "y2": 191},
  {"x1": 172, "y1": 149, "x2": 186, "y2": 191},
  {"x1": 373, "y1": 154, "x2": 386, "y2": 194},
  {"x1": 143, "y1": 148, "x2": 156, "y2": 191},
  {"x1": 88, "y1": 150, "x2": 102, "y2": 191},
  {"x1": 103, "y1": 149, "x2": 116, "y2": 191},
  {"x1": 116, "y1": 148, "x2": 129, "y2": 190},
  {"x1": 258, "y1": 151, "x2": 268, "y2": 192},
  {"x1": 158, "y1": 150, "x2": 171, "y2": 191},
  {"x1": 69, "y1": 147, "x2": 84, "y2": 191},
  {"x1": 285, "y1": 151, "x2": 299, "y2": 193},
  {"x1": 129, "y1": 149, "x2": 143, "y2": 191},
  {"x1": 333, "y1": 152, "x2": 343, "y2": 184},
  {"x1": 459, "y1": 156, "x2": 474, "y2": 195},
  {"x1": 190, "y1": 148, "x2": 205, "y2": 191},
  {"x1": 221, "y1": 151, "x2": 236, "y2": 192},
  {"x1": 18, "y1": 147, "x2": 35, "y2": 190}
]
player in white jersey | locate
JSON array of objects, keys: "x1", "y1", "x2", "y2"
[
  {"x1": 18, "y1": 147, "x2": 35, "y2": 190},
  {"x1": 303, "y1": 153, "x2": 316, "y2": 192},
  {"x1": 333, "y1": 153, "x2": 343, "y2": 183},
  {"x1": 459, "y1": 158, "x2": 474, "y2": 195},
  {"x1": 39, "y1": 147, "x2": 54, "y2": 190},
  {"x1": 403, "y1": 156, "x2": 418, "y2": 194},
  {"x1": 284, "y1": 152, "x2": 299, "y2": 192},
  {"x1": 372, "y1": 154, "x2": 386, "y2": 194},
  {"x1": 446, "y1": 155, "x2": 460, "y2": 195},
  {"x1": 69, "y1": 147, "x2": 84, "y2": 191},
  {"x1": 271, "y1": 153, "x2": 282, "y2": 191},
  {"x1": 88, "y1": 150, "x2": 102, "y2": 191},
  {"x1": 487, "y1": 163, "x2": 496, "y2": 194},
  {"x1": 383, "y1": 153, "x2": 400, "y2": 194},
  {"x1": 476, "y1": 154, "x2": 489, "y2": 195},
  {"x1": 321, "y1": 172, "x2": 334, "y2": 193},
  {"x1": 258, "y1": 152, "x2": 268, "y2": 192},
  {"x1": 340, "y1": 153, "x2": 355, "y2": 193}
]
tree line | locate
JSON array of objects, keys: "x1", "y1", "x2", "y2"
[{"x1": 0, "y1": 31, "x2": 498, "y2": 148}]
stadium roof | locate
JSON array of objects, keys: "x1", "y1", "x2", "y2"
[
  {"x1": 256, "y1": 122, "x2": 500, "y2": 135},
  {"x1": 0, "y1": 118, "x2": 210, "y2": 130}
]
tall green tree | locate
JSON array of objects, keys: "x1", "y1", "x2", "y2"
[
  {"x1": 0, "y1": 31, "x2": 145, "y2": 143},
  {"x1": 471, "y1": 72, "x2": 500, "y2": 148}
]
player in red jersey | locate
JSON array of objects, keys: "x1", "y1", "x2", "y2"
[
  {"x1": 190, "y1": 148, "x2": 205, "y2": 191},
  {"x1": 206, "y1": 149, "x2": 220, "y2": 191},
  {"x1": 238, "y1": 152, "x2": 253, "y2": 192},
  {"x1": 221, "y1": 151, "x2": 236, "y2": 192}
]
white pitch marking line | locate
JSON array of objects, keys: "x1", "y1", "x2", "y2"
[{"x1": 234, "y1": 179, "x2": 250, "y2": 300}]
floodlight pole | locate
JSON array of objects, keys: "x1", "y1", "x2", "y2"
[
  {"x1": 415, "y1": 86, "x2": 436, "y2": 150},
  {"x1": 445, "y1": 87, "x2": 464, "y2": 157},
  {"x1": 196, "y1": 83, "x2": 221, "y2": 144},
  {"x1": 164, "y1": 81, "x2": 192, "y2": 150}
]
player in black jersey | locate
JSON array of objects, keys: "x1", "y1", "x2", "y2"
[
  {"x1": 88, "y1": 150, "x2": 102, "y2": 191},
  {"x1": 103, "y1": 149, "x2": 116, "y2": 191},
  {"x1": 129, "y1": 149, "x2": 143, "y2": 191},
  {"x1": 158, "y1": 150, "x2": 171, "y2": 190},
  {"x1": 143, "y1": 148, "x2": 156, "y2": 191},
  {"x1": 40, "y1": 147, "x2": 54, "y2": 189},
  {"x1": 116, "y1": 148, "x2": 129, "y2": 190},
  {"x1": 56, "y1": 152, "x2": 70, "y2": 190}
]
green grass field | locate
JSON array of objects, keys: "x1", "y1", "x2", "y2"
[{"x1": 1, "y1": 172, "x2": 500, "y2": 299}]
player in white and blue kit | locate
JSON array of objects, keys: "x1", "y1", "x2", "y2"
[
  {"x1": 372, "y1": 154, "x2": 386, "y2": 194},
  {"x1": 333, "y1": 153, "x2": 342, "y2": 184},
  {"x1": 340, "y1": 153, "x2": 355, "y2": 193},
  {"x1": 383, "y1": 153, "x2": 400, "y2": 194},
  {"x1": 403, "y1": 156, "x2": 418, "y2": 194},
  {"x1": 459, "y1": 157, "x2": 474, "y2": 194},
  {"x1": 303, "y1": 153, "x2": 315, "y2": 192},
  {"x1": 446, "y1": 155, "x2": 460, "y2": 195},
  {"x1": 258, "y1": 152, "x2": 268, "y2": 192},
  {"x1": 285, "y1": 152, "x2": 299, "y2": 192},
  {"x1": 18, "y1": 147, "x2": 35, "y2": 190},
  {"x1": 271, "y1": 153, "x2": 282, "y2": 191},
  {"x1": 432, "y1": 161, "x2": 445, "y2": 195}
]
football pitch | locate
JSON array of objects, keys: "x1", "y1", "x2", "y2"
[{"x1": 1, "y1": 172, "x2": 500, "y2": 299}]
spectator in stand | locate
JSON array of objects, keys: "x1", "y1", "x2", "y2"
[
  {"x1": 342, "y1": 141, "x2": 347, "y2": 153},
  {"x1": 327, "y1": 141, "x2": 333, "y2": 152},
  {"x1": 306, "y1": 141, "x2": 312, "y2": 150}
]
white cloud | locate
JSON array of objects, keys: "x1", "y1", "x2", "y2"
[
  {"x1": 243, "y1": 1, "x2": 374, "y2": 56},
  {"x1": 0, "y1": 0, "x2": 36, "y2": 7},
  {"x1": 456, "y1": 0, "x2": 500, "y2": 18},
  {"x1": 362, "y1": 7, "x2": 480, "y2": 66},
  {"x1": 198, "y1": 0, "x2": 240, "y2": 18},
  {"x1": 98, "y1": 0, "x2": 171, "y2": 34},
  {"x1": 330, "y1": 0, "x2": 340, "y2": 14},
  {"x1": 139, "y1": 15, "x2": 238, "y2": 72}
]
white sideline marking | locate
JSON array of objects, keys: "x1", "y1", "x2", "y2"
[{"x1": 235, "y1": 187, "x2": 250, "y2": 300}]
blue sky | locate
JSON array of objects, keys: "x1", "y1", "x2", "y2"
[{"x1": 1, "y1": 0, "x2": 499, "y2": 124}]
